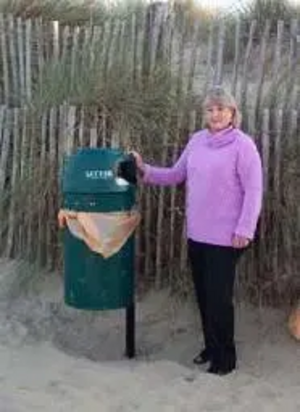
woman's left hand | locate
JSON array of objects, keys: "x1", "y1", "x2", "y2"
[{"x1": 232, "y1": 235, "x2": 250, "y2": 249}]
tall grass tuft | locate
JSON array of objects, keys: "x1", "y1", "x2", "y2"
[{"x1": 238, "y1": 0, "x2": 300, "y2": 37}]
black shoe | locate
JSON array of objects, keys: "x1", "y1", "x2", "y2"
[
  {"x1": 217, "y1": 365, "x2": 236, "y2": 376},
  {"x1": 193, "y1": 349, "x2": 211, "y2": 365},
  {"x1": 206, "y1": 363, "x2": 219, "y2": 374},
  {"x1": 207, "y1": 363, "x2": 236, "y2": 376},
  {"x1": 219, "y1": 360, "x2": 236, "y2": 375}
]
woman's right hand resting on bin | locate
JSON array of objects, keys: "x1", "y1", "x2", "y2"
[{"x1": 130, "y1": 151, "x2": 145, "y2": 176}]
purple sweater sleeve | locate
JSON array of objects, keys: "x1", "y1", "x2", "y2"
[
  {"x1": 235, "y1": 139, "x2": 263, "y2": 239},
  {"x1": 143, "y1": 143, "x2": 190, "y2": 186}
]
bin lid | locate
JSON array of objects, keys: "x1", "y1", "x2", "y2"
[{"x1": 62, "y1": 148, "x2": 133, "y2": 194}]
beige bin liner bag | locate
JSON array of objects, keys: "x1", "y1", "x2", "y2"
[
  {"x1": 288, "y1": 302, "x2": 300, "y2": 341},
  {"x1": 58, "y1": 209, "x2": 140, "y2": 259}
]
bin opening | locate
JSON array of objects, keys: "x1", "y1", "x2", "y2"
[
  {"x1": 58, "y1": 209, "x2": 140, "y2": 258},
  {"x1": 116, "y1": 154, "x2": 137, "y2": 185}
]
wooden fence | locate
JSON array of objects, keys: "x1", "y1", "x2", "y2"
[
  {"x1": 0, "y1": 103, "x2": 299, "y2": 304},
  {"x1": 0, "y1": 11, "x2": 299, "y2": 108},
  {"x1": 0, "y1": 9, "x2": 299, "y2": 304}
]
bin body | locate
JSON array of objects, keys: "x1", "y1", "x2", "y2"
[{"x1": 62, "y1": 148, "x2": 136, "y2": 310}]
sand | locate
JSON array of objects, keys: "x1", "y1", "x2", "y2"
[{"x1": 0, "y1": 259, "x2": 299, "y2": 411}]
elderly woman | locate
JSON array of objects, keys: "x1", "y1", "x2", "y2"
[{"x1": 132, "y1": 87, "x2": 263, "y2": 375}]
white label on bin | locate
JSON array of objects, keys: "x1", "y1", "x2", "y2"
[
  {"x1": 85, "y1": 170, "x2": 113, "y2": 180},
  {"x1": 115, "y1": 177, "x2": 129, "y2": 186}
]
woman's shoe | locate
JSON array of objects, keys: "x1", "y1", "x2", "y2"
[
  {"x1": 207, "y1": 363, "x2": 236, "y2": 376},
  {"x1": 193, "y1": 349, "x2": 211, "y2": 365},
  {"x1": 206, "y1": 363, "x2": 219, "y2": 374}
]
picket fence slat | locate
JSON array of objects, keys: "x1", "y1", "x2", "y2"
[
  {"x1": 0, "y1": 15, "x2": 9, "y2": 104},
  {"x1": 25, "y1": 19, "x2": 32, "y2": 101}
]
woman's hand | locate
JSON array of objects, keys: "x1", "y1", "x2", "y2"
[
  {"x1": 130, "y1": 151, "x2": 145, "y2": 175},
  {"x1": 232, "y1": 234, "x2": 250, "y2": 249}
]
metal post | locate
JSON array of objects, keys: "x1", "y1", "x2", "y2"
[{"x1": 125, "y1": 302, "x2": 135, "y2": 358}]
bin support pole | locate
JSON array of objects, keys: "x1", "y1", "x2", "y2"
[{"x1": 125, "y1": 302, "x2": 135, "y2": 358}]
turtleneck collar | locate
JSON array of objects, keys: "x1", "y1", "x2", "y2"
[{"x1": 205, "y1": 126, "x2": 237, "y2": 148}]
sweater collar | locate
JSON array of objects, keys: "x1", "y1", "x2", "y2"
[{"x1": 205, "y1": 126, "x2": 237, "y2": 148}]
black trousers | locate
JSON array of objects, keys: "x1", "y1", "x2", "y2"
[{"x1": 188, "y1": 239, "x2": 243, "y2": 369}]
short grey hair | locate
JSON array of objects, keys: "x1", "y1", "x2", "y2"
[{"x1": 202, "y1": 86, "x2": 242, "y2": 128}]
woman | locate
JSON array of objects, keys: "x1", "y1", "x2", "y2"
[{"x1": 132, "y1": 86, "x2": 263, "y2": 375}]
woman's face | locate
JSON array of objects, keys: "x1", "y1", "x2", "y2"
[{"x1": 205, "y1": 104, "x2": 234, "y2": 133}]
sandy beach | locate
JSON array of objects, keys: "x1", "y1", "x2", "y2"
[{"x1": 0, "y1": 259, "x2": 299, "y2": 411}]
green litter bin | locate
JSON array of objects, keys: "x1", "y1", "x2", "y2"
[{"x1": 61, "y1": 147, "x2": 137, "y2": 311}]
